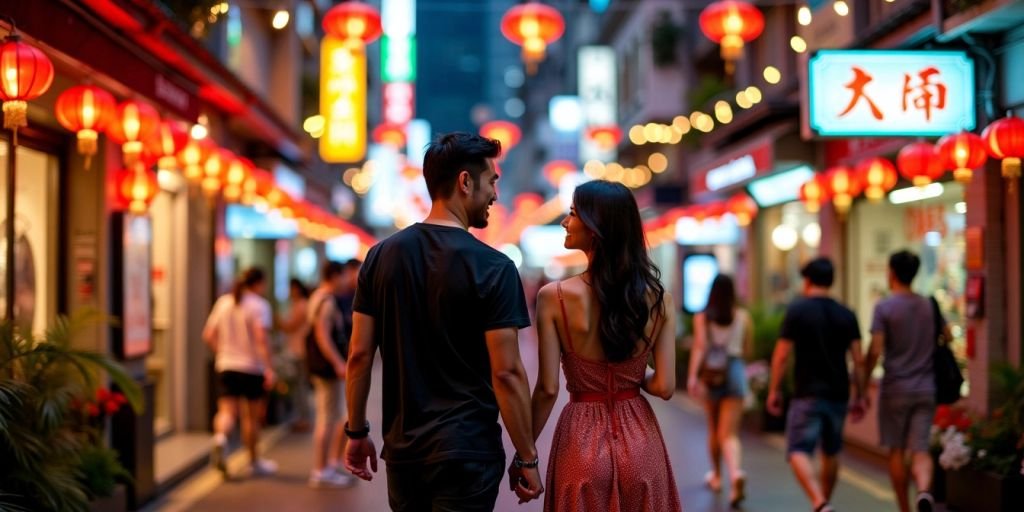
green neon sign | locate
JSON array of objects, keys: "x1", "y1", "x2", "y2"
[{"x1": 382, "y1": 35, "x2": 416, "y2": 83}]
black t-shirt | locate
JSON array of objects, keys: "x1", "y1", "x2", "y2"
[
  {"x1": 779, "y1": 296, "x2": 861, "y2": 401},
  {"x1": 353, "y1": 223, "x2": 531, "y2": 465}
]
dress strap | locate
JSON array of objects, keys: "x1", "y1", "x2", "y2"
[{"x1": 556, "y1": 282, "x2": 575, "y2": 355}]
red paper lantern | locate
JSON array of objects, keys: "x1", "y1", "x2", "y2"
[
  {"x1": 501, "y1": 2, "x2": 564, "y2": 74},
  {"x1": 372, "y1": 123, "x2": 407, "y2": 148},
  {"x1": 543, "y1": 160, "x2": 576, "y2": 187},
  {"x1": 177, "y1": 136, "x2": 215, "y2": 183},
  {"x1": 514, "y1": 193, "x2": 543, "y2": 213},
  {"x1": 982, "y1": 113, "x2": 1024, "y2": 182},
  {"x1": 223, "y1": 157, "x2": 253, "y2": 202},
  {"x1": 114, "y1": 164, "x2": 159, "y2": 214},
  {"x1": 856, "y1": 157, "x2": 898, "y2": 202},
  {"x1": 202, "y1": 148, "x2": 234, "y2": 196},
  {"x1": 145, "y1": 120, "x2": 190, "y2": 172},
  {"x1": 897, "y1": 142, "x2": 944, "y2": 187},
  {"x1": 108, "y1": 100, "x2": 161, "y2": 165},
  {"x1": 480, "y1": 120, "x2": 522, "y2": 154},
  {"x1": 55, "y1": 85, "x2": 116, "y2": 161},
  {"x1": 322, "y1": 1, "x2": 382, "y2": 45},
  {"x1": 0, "y1": 33, "x2": 54, "y2": 136},
  {"x1": 938, "y1": 132, "x2": 988, "y2": 184},
  {"x1": 586, "y1": 125, "x2": 623, "y2": 150},
  {"x1": 704, "y1": 202, "x2": 727, "y2": 219},
  {"x1": 726, "y1": 193, "x2": 758, "y2": 226},
  {"x1": 241, "y1": 167, "x2": 272, "y2": 206},
  {"x1": 826, "y1": 166, "x2": 863, "y2": 215},
  {"x1": 799, "y1": 174, "x2": 829, "y2": 213},
  {"x1": 699, "y1": 1, "x2": 764, "y2": 73}
]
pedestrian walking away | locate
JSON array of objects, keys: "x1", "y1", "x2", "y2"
[
  {"x1": 531, "y1": 180, "x2": 682, "y2": 512},
  {"x1": 305, "y1": 261, "x2": 357, "y2": 489},
  {"x1": 687, "y1": 274, "x2": 752, "y2": 508},
  {"x1": 202, "y1": 267, "x2": 278, "y2": 479},
  {"x1": 864, "y1": 250, "x2": 948, "y2": 512},
  {"x1": 768, "y1": 257, "x2": 867, "y2": 512},
  {"x1": 343, "y1": 132, "x2": 543, "y2": 511},
  {"x1": 278, "y1": 278, "x2": 312, "y2": 433}
]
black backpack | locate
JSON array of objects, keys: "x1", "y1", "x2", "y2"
[{"x1": 305, "y1": 295, "x2": 349, "y2": 379}]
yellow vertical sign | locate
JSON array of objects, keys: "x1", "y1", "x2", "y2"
[{"x1": 320, "y1": 36, "x2": 367, "y2": 163}]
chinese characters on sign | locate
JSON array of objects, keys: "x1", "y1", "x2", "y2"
[{"x1": 808, "y1": 50, "x2": 975, "y2": 137}]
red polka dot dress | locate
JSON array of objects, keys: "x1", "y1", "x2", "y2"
[{"x1": 543, "y1": 283, "x2": 682, "y2": 512}]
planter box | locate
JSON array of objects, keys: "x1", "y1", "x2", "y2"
[
  {"x1": 89, "y1": 484, "x2": 127, "y2": 512},
  {"x1": 945, "y1": 468, "x2": 1024, "y2": 512}
]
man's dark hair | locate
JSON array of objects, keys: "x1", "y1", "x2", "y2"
[
  {"x1": 801, "y1": 257, "x2": 835, "y2": 288},
  {"x1": 422, "y1": 132, "x2": 502, "y2": 200},
  {"x1": 889, "y1": 250, "x2": 920, "y2": 285},
  {"x1": 322, "y1": 260, "x2": 344, "y2": 282}
]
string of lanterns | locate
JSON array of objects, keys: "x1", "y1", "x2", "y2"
[{"x1": 792, "y1": 113, "x2": 1024, "y2": 214}]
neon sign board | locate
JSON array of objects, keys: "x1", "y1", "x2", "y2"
[
  {"x1": 320, "y1": 37, "x2": 367, "y2": 163},
  {"x1": 808, "y1": 50, "x2": 975, "y2": 137}
]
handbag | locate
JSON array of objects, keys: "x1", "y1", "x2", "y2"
[
  {"x1": 931, "y1": 297, "x2": 963, "y2": 405},
  {"x1": 699, "y1": 323, "x2": 730, "y2": 389}
]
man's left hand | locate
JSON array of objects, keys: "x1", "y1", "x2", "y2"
[{"x1": 344, "y1": 437, "x2": 378, "y2": 481}]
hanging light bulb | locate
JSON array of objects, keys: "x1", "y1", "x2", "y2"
[
  {"x1": 833, "y1": 0, "x2": 850, "y2": 16},
  {"x1": 797, "y1": 6, "x2": 812, "y2": 26}
]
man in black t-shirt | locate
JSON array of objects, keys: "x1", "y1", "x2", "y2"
[
  {"x1": 342, "y1": 132, "x2": 542, "y2": 510},
  {"x1": 768, "y1": 257, "x2": 866, "y2": 512}
]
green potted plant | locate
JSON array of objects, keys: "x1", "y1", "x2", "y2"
[
  {"x1": 941, "y1": 364, "x2": 1024, "y2": 511},
  {"x1": 0, "y1": 312, "x2": 143, "y2": 512},
  {"x1": 746, "y1": 303, "x2": 790, "y2": 431}
]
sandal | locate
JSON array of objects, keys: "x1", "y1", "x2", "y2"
[
  {"x1": 730, "y1": 475, "x2": 746, "y2": 508},
  {"x1": 704, "y1": 471, "x2": 722, "y2": 492}
]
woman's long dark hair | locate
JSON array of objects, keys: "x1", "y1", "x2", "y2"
[
  {"x1": 289, "y1": 278, "x2": 310, "y2": 300},
  {"x1": 233, "y1": 267, "x2": 266, "y2": 305},
  {"x1": 573, "y1": 180, "x2": 665, "y2": 362},
  {"x1": 705, "y1": 274, "x2": 736, "y2": 326}
]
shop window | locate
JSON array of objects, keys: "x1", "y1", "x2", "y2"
[{"x1": 0, "y1": 142, "x2": 59, "y2": 334}]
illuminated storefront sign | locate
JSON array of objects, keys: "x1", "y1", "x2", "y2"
[
  {"x1": 746, "y1": 165, "x2": 816, "y2": 207},
  {"x1": 320, "y1": 37, "x2": 367, "y2": 163},
  {"x1": 692, "y1": 141, "x2": 773, "y2": 195},
  {"x1": 384, "y1": 82, "x2": 414, "y2": 125},
  {"x1": 382, "y1": 35, "x2": 416, "y2": 82},
  {"x1": 578, "y1": 46, "x2": 617, "y2": 162},
  {"x1": 808, "y1": 50, "x2": 975, "y2": 137},
  {"x1": 706, "y1": 155, "x2": 757, "y2": 191}
]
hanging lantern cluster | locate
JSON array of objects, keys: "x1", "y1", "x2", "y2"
[
  {"x1": 856, "y1": 157, "x2": 898, "y2": 202},
  {"x1": 937, "y1": 132, "x2": 988, "y2": 184},
  {"x1": 897, "y1": 142, "x2": 943, "y2": 188},
  {"x1": 501, "y1": 2, "x2": 565, "y2": 75},
  {"x1": 698, "y1": 1, "x2": 765, "y2": 74},
  {"x1": 322, "y1": 0, "x2": 383, "y2": 45},
  {"x1": 480, "y1": 120, "x2": 522, "y2": 156},
  {"x1": 0, "y1": 31, "x2": 54, "y2": 141},
  {"x1": 826, "y1": 165, "x2": 862, "y2": 216},
  {"x1": 55, "y1": 85, "x2": 116, "y2": 166},
  {"x1": 799, "y1": 175, "x2": 829, "y2": 213},
  {"x1": 113, "y1": 163, "x2": 159, "y2": 215},
  {"x1": 107, "y1": 100, "x2": 161, "y2": 166},
  {"x1": 586, "y1": 125, "x2": 623, "y2": 150},
  {"x1": 981, "y1": 112, "x2": 1024, "y2": 186}
]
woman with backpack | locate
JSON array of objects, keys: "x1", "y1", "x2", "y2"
[{"x1": 687, "y1": 274, "x2": 752, "y2": 508}]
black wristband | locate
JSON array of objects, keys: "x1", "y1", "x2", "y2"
[
  {"x1": 513, "y1": 453, "x2": 539, "y2": 469},
  {"x1": 344, "y1": 420, "x2": 370, "y2": 439}
]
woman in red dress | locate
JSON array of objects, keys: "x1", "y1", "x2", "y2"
[{"x1": 530, "y1": 180, "x2": 682, "y2": 511}]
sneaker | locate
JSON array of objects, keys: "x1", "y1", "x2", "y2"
[
  {"x1": 704, "y1": 471, "x2": 722, "y2": 493},
  {"x1": 210, "y1": 442, "x2": 227, "y2": 477},
  {"x1": 916, "y1": 492, "x2": 934, "y2": 512},
  {"x1": 309, "y1": 467, "x2": 356, "y2": 489},
  {"x1": 250, "y1": 458, "x2": 279, "y2": 476}
]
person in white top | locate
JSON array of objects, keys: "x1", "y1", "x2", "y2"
[
  {"x1": 202, "y1": 267, "x2": 277, "y2": 478},
  {"x1": 687, "y1": 274, "x2": 753, "y2": 508}
]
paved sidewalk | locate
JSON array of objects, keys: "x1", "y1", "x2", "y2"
[{"x1": 147, "y1": 331, "x2": 903, "y2": 512}]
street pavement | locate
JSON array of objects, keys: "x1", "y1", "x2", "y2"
[{"x1": 146, "y1": 328, "x2": 904, "y2": 512}]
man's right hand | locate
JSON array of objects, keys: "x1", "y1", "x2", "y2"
[{"x1": 512, "y1": 465, "x2": 543, "y2": 504}]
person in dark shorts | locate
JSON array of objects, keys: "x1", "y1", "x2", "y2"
[
  {"x1": 202, "y1": 268, "x2": 277, "y2": 478},
  {"x1": 768, "y1": 258, "x2": 867, "y2": 512},
  {"x1": 865, "y1": 251, "x2": 946, "y2": 512},
  {"x1": 342, "y1": 132, "x2": 543, "y2": 510}
]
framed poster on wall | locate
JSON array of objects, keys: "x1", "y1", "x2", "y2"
[{"x1": 120, "y1": 214, "x2": 152, "y2": 359}]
